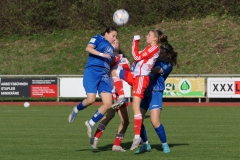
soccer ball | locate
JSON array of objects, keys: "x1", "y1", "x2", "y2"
[
  {"x1": 24, "y1": 102, "x2": 30, "y2": 108},
  {"x1": 113, "y1": 9, "x2": 129, "y2": 26}
]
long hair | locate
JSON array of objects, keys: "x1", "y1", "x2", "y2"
[{"x1": 160, "y1": 43, "x2": 178, "y2": 66}]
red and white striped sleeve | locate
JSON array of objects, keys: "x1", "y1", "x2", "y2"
[
  {"x1": 132, "y1": 41, "x2": 159, "y2": 61},
  {"x1": 132, "y1": 38, "x2": 141, "y2": 61}
]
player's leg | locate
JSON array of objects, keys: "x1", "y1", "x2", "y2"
[
  {"x1": 110, "y1": 58, "x2": 131, "y2": 107},
  {"x1": 111, "y1": 69, "x2": 133, "y2": 109},
  {"x1": 129, "y1": 95, "x2": 142, "y2": 150},
  {"x1": 91, "y1": 108, "x2": 116, "y2": 149},
  {"x1": 85, "y1": 92, "x2": 112, "y2": 139},
  {"x1": 112, "y1": 77, "x2": 126, "y2": 105},
  {"x1": 130, "y1": 76, "x2": 150, "y2": 150},
  {"x1": 111, "y1": 66, "x2": 125, "y2": 105},
  {"x1": 112, "y1": 103, "x2": 130, "y2": 152},
  {"x1": 68, "y1": 67, "x2": 99, "y2": 123},
  {"x1": 85, "y1": 73, "x2": 113, "y2": 139},
  {"x1": 135, "y1": 123, "x2": 152, "y2": 154},
  {"x1": 116, "y1": 69, "x2": 134, "y2": 86},
  {"x1": 68, "y1": 94, "x2": 96, "y2": 123},
  {"x1": 150, "y1": 91, "x2": 170, "y2": 153},
  {"x1": 135, "y1": 95, "x2": 151, "y2": 154}
]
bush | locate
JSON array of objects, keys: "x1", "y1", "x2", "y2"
[{"x1": 0, "y1": 0, "x2": 239, "y2": 36}]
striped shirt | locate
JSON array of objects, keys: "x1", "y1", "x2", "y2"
[{"x1": 132, "y1": 39, "x2": 159, "y2": 77}]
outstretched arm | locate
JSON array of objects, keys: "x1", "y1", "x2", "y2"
[
  {"x1": 132, "y1": 35, "x2": 159, "y2": 61},
  {"x1": 132, "y1": 35, "x2": 141, "y2": 61}
]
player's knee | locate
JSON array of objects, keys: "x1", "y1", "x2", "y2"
[
  {"x1": 111, "y1": 69, "x2": 117, "y2": 77},
  {"x1": 86, "y1": 97, "x2": 96, "y2": 105},
  {"x1": 103, "y1": 101, "x2": 112, "y2": 109},
  {"x1": 151, "y1": 120, "x2": 161, "y2": 128},
  {"x1": 121, "y1": 118, "x2": 130, "y2": 127}
]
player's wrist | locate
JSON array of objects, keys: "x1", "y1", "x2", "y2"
[{"x1": 99, "y1": 53, "x2": 103, "y2": 57}]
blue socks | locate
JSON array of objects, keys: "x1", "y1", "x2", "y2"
[
  {"x1": 140, "y1": 123, "x2": 167, "y2": 144},
  {"x1": 76, "y1": 102, "x2": 85, "y2": 111},
  {"x1": 140, "y1": 124, "x2": 148, "y2": 142},
  {"x1": 91, "y1": 110, "x2": 104, "y2": 123},
  {"x1": 155, "y1": 124, "x2": 167, "y2": 143}
]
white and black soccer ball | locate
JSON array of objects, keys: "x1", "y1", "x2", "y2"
[{"x1": 113, "y1": 9, "x2": 130, "y2": 26}]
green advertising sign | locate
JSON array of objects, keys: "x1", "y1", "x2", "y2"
[{"x1": 163, "y1": 78, "x2": 205, "y2": 97}]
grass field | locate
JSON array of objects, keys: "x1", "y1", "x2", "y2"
[{"x1": 0, "y1": 105, "x2": 240, "y2": 160}]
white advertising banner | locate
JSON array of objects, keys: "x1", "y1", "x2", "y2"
[
  {"x1": 59, "y1": 78, "x2": 131, "y2": 98},
  {"x1": 207, "y1": 78, "x2": 240, "y2": 98}
]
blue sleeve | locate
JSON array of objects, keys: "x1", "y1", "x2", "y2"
[
  {"x1": 153, "y1": 60, "x2": 173, "y2": 75},
  {"x1": 161, "y1": 63, "x2": 173, "y2": 75},
  {"x1": 88, "y1": 34, "x2": 101, "y2": 48}
]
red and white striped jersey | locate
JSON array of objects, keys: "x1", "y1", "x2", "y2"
[{"x1": 132, "y1": 39, "x2": 159, "y2": 77}]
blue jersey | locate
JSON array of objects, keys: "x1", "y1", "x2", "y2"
[
  {"x1": 85, "y1": 34, "x2": 115, "y2": 70},
  {"x1": 148, "y1": 60, "x2": 173, "y2": 92}
]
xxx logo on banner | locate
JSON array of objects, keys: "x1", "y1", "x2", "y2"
[{"x1": 212, "y1": 83, "x2": 233, "y2": 92}]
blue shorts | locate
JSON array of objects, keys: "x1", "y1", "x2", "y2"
[
  {"x1": 140, "y1": 91, "x2": 163, "y2": 111},
  {"x1": 83, "y1": 66, "x2": 112, "y2": 95}
]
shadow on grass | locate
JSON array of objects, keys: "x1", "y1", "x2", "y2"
[
  {"x1": 76, "y1": 148, "x2": 94, "y2": 152},
  {"x1": 152, "y1": 143, "x2": 189, "y2": 152},
  {"x1": 144, "y1": 115, "x2": 150, "y2": 119},
  {"x1": 86, "y1": 142, "x2": 189, "y2": 153}
]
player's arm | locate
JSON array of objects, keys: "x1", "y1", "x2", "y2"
[
  {"x1": 86, "y1": 44, "x2": 111, "y2": 59},
  {"x1": 131, "y1": 35, "x2": 141, "y2": 61},
  {"x1": 132, "y1": 42, "x2": 159, "y2": 61},
  {"x1": 139, "y1": 45, "x2": 160, "y2": 60},
  {"x1": 151, "y1": 63, "x2": 173, "y2": 75}
]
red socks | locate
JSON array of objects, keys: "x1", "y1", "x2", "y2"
[
  {"x1": 113, "y1": 133, "x2": 124, "y2": 146},
  {"x1": 94, "y1": 123, "x2": 106, "y2": 139},
  {"x1": 134, "y1": 114, "x2": 142, "y2": 136},
  {"x1": 112, "y1": 76, "x2": 124, "y2": 96}
]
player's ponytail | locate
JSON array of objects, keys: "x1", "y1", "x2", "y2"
[
  {"x1": 159, "y1": 34, "x2": 168, "y2": 46},
  {"x1": 170, "y1": 49, "x2": 178, "y2": 66}
]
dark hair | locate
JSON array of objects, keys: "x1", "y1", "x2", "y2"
[
  {"x1": 160, "y1": 43, "x2": 178, "y2": 66},
  {"x1": 118, "y1": 49, "x2": 127, "y2": 58},
  {"x1": 101, "y1": 26, "x2": 118, "y2": 36}
]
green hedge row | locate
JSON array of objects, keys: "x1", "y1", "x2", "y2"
[{"x1": 1, "y1": 0, "x2": 239, "y2": 36}]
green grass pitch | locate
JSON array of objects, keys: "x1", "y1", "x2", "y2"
[{"x1": 0, "y1": 105, "x2": 240, "y2": 160}]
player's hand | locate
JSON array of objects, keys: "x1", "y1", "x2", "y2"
[
  {"x1": 100, "y1": 53, "x2": 111, "y2": 60},
  {"x1": 134, "y1": 35, "x2": 140, "y2": 40},
  {"x1": 151, "y1": 67, "x2": 161, "y2": 74}
]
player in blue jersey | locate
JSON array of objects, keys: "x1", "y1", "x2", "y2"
[
  {"x1": 68, "y1": 27, "x2": 118, "y2": 141},
  {"x1": 135, "y1": 41, "x2": 178, "y2": 154},
  {"x1": 90, "y1": 39, "x2": 131, "y2": 152}
]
